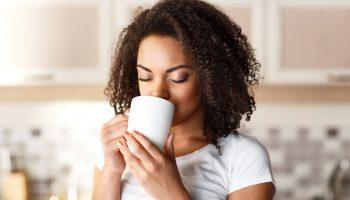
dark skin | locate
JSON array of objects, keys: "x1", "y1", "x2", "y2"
[
  {"x1": 136, "y1": 34, "x2": 210, "y2": 157},
  {"x1": 92, "y1": 34, "x2": 275, "y2": 200},
  {"x1": 135, "y1": 34, "x2": 275, "y2": 200}
]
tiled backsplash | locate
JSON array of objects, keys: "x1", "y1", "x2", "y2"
[
  {"x1": 244, "y1": 124, "x2": 350, "y2": 199},
  {"x1": 0, "y1": 101, "x2": 114, "y2": 200},
  {"x1": 0, "y1": 102, "x2": 349, "y2": 200},
  {"x1": 242, "y1": 104, "x2": 350, "y2": 200}
]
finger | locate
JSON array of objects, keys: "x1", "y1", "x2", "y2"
[
  {"x1": 165, "y1": 131, "x2": 175, "y2": 158},
  {"x1": 105, "y1": 137, "x2": 125, "y2": 153},
  {"x1": 102, "y1": 119, "x2": 128, "y2": 133},
  {"x1": 102, "y1": 128, "x2": 127, "y2": 144},
  {"x1": 124, "y1": 131, "x2": 155, "y2": 168},
  {"x1": 117, "y1": 139, "x2": 137, "y2": 163},
  {"x1": 117, "y1": 139, "x2": 145, "y2": 175},
  {"x1": 131, "y1": 130, "x2": 163, "y2": 160},
  {"x1": 103, "y1": 114, "x2": 128, "y2": 127},
  {"x1": 113, "y1": 137, "x2": 127, "y2": 151},
  {"x1": 101, "y1": 121, "x2": 128, "y2": 142}
]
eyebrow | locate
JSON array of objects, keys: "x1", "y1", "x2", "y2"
[{"x1": 136, "y1": 64, "x2": 189, "y2": 73}]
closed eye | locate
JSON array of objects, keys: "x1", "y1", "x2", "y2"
[
  {"x1": 171, "y1": 77, "x2": 188, "y2": 83},
  {"x1": 138, "y1": 77, "x2": 188, "y2": 83},
  {"x1": 138, "y1": 77, "x2": 152, "y2": 81}
]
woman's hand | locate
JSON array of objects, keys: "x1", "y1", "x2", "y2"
[
  {"x1": 117, "y1": 130, "x2": 191, "y2": 200},
  {"x1": 99, "y1": 109, "x2": 130, "y2": 175}
]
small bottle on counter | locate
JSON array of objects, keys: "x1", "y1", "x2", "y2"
[{"x1": 0, "y1": 145, "x2": 29, "y2": 200}]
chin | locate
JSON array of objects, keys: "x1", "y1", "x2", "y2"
[
  {"x1": 171, "y1": 118, "x2": 184, "y2": 127},
  {"x1": 171, "y1": 103, "x2": 202, "y2": 126},
  {"x1": 170, "y1": 110, "x2": 192, "y2": 127},
  {"x1": 171, "y1": 110, "x2": 186, "y2": 127},
  {"x1": 171, "y1": 112, "x2": 181, "y2": 127}
]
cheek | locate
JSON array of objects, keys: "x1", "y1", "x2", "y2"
[
  {"x1": 171, "y1": 83, "x2": 200, "y2": 121},
  {"x1": 138, "y1": 82, "x2": 147, "y2": 95},
  {"x1": 174, "y1": 88, "x2": 198, "y2": 108}
]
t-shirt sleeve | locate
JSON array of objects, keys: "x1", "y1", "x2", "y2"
[{"x1": 228, "y1": 136, "x2": 276, "y2": 193}]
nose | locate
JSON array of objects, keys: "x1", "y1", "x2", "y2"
[{"x1": 151, "y1": 77, "x2": 170, "y2": 100}]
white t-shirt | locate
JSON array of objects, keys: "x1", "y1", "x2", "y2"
[{"x1": 94, "y1": 133, "x2": 276, "y2": 199}]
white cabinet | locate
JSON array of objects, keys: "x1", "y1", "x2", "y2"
[
  {"x1": 2, "y1": 0, "x2": 349, "y2": 86},
  {"x1": 113, "y1": 0, "x2": 350, "y2": 85},
  {"x1": 112, "y1": 0, "x2": 157, "y2": 37},
  {"x1": 207, "y1": 0, "x2": 265, "y2": 75},
  {"x1": 265, "y1": 0, "x2": 350, "y2": 85},
  {"x1": 112, "y1": 0, "x2": 266, "y2": 80},
  {"x1": 0, "y1": 0, "x2": 112, "y2": 86}
]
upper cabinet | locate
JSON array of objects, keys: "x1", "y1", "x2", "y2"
[
  {"x1": 112, "y1": 0, "x2": 266, "y2": 79},
  {"x1": 1, "y1": 0, "x2": 350, "y2": 86},
  {"x1": 265, "y1": 0, "x2": 350, "y2": 85},
  {"x1": 207, "y1": 0, "x2": 265, "y2": 76},
  {"x1": 111, "y1": 0, "x2": 157, "y2": 38},
  {"x1": 0, "y1": 0, "x2": 112, "y2": 86}
]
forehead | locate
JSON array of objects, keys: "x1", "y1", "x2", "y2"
[{"x1": 137, "y1": 35, "x2": 189, "y2": 71}]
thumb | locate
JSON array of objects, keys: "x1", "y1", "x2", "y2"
[{"x1": 165, "y1": 131, "x2": 175, "y2": 158}]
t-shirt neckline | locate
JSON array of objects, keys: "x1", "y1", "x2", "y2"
[{"x1": 175, "y1": 143, "x2": 213, "y2": 160}]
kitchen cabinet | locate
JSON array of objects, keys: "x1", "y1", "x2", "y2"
[
  {"x1": 115, "y1": 0, "x2": 350, "y2": 86},
  {"x1": 265, "y1": 0, "x2": 350, "y2": 85},
  {"x1": 2, "y1": 0, "x2": 350, "y2": 87},
  {"x1": 207, "y1": 0, "x2": 265, "y2": 76},
  {"x1": 113, "y1": 0, "x2": 266, "y2": 81},
  {"x1": 0, "y1": 0, "x2": 112, "y2": 86},
  {"x1": 112, "y1": 0, "x2": 157, "y2": 37}
]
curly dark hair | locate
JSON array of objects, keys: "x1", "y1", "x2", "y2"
[{"x1": 104, "y1": 0, "x2": 262, "y2": 149}]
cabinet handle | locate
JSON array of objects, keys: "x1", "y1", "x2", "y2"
[
  {"x1": 24, "y1": 74, "x2": 54, "y2": 81},
  {"x1": 328, "y1": 74, "x2": 350, "y2": 83}
]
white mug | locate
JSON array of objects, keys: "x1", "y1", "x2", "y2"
[{"x1": 127, "y1": 96, "x2": 175, "y2": 152}]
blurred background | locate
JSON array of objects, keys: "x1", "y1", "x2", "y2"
[{"x1": 0, "y1": 0, "x2": 350, "y2": 199}]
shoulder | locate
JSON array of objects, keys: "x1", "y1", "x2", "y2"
[
  {"x1": 218, "y1": 134, "x2": 271, "y2": 175},
  {"x1": 218, "y1": 132, "x2": 269, "y2": 160},
  {"x1": 218, "y1": 132, "x2": 275, "y2": 193}
]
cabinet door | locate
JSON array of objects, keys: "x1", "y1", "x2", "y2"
[
  {"x1": 112, "y1": 0, "x2": 265, "y2": 82},
  {"x1": 208, "y1": 0, "x2": 265, "y2": 83},
  {"x1": 112, "y1": 0, "x2": 157, "y2": 38},
  {"x1": 0, "y1": 0, "x2": 112, "y2": 86},
  {"x1": 266, "y1": 0, "x2": 350, "y2": 85}
]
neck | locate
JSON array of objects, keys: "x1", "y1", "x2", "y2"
[{"x1": 170, "y1": 106, "x2": 208, "y2": 145}]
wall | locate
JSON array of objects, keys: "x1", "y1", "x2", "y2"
[{"x1": 1, "y1": 101, "x2": 349, "y2": 199}]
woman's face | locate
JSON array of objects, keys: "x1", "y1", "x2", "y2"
[{"x1": 136, "y1": 34, "x2": 201, "y2": 126}]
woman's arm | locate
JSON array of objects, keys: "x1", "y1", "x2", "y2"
[
  {"x1": 93, "y1": 112, "x2": 130, "y2": 199},
  {"x1": 92, "y1": 166, "x2": 123, "y2": 200},
  {"x1": 227, "y1": 182, "x2": 275, "y2": 200}
]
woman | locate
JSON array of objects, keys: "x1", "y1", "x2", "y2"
[{"x1": 93, "y1": 0, "x2": 276, "y2": 199}]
